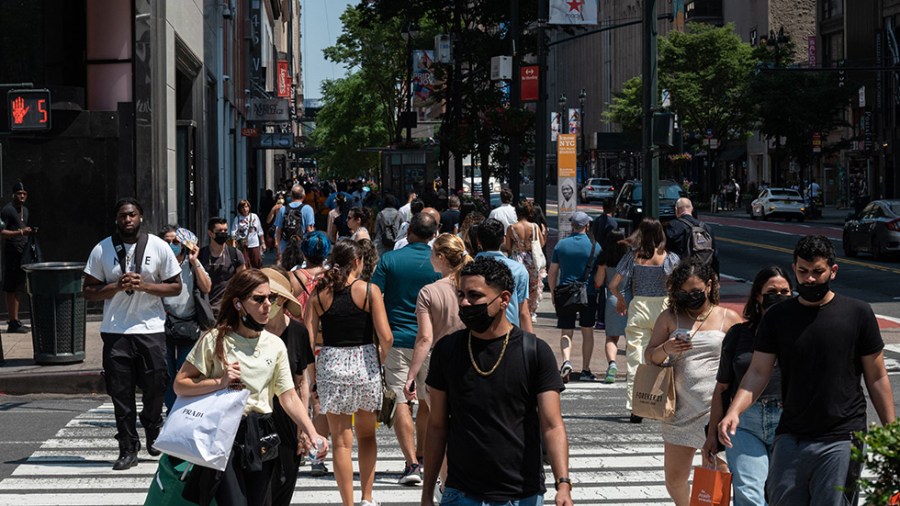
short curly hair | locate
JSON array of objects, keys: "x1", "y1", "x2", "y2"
[
  {"x1": 666, "y1": 259, "x2": 719, "y2": 314},
  {"x1": 460, "y1": 256, "x2": 514, "y2": 294},
  {"x1": 794, "y1": 235, "x2": 835, "y2": 266}
]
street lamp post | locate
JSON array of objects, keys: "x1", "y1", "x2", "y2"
[
  {"x1": 559, "y1": 93, "x2": 567, "y2": 134},
  {"x1": 762, "y1": 27, "x2": 789, "y2": 186},
  {"x1": 401, "y1": 23, "x2": 419, "y2": 144},
  {"x1": 579, "y1": 88, "x2": 587, "y2": 182}
]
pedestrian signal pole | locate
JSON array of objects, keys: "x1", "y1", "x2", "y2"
[{"x1": 642, "y1": 0, "x2": 660, "y2": 220}]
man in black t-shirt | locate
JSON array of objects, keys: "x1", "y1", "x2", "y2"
[
  {"x1": 439, "y1": 195, "x2": 461, "y2": 234},
  {"x1": 719, "y1": 236, "x2": 895, "y2": 506},
  {"x1": 198, "y1": 217, "x2": 245, "y2": 314},
  {"x1": 423, "y1": 257, "x2": 572, "y2": 506},
  {"x1": 0, "y1": 182, "x2": 34, "y2": 333}
]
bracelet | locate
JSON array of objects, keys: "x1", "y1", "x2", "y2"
[{"x1": 555, "y1": 477, "x2": 572, "y2": 490}]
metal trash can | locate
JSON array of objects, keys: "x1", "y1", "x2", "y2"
[{"x1": 21, "y1": 262, "x2": 86, "y2": 364}]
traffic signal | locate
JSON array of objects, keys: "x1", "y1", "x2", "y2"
[{"x1": 7, "y1": 89, "x2": 51, "y2": 132}]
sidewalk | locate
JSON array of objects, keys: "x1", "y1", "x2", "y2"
[{"x1": 1, "y1": 277, "x2": 897, "y2": 395}]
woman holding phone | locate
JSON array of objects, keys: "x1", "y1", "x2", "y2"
[{"x1": 643, "y1": 260, "x2": 742, "y2": 506}]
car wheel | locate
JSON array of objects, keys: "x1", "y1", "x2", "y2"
[
  {"x1": 843, "y1": 234, "x2": 858, "y2": 257},
  {"x1": 762, "y1": 213, "x2": 768, "y2": 221},
  {"x1": 873, "y1": 238, "x2": 886, "y2": 261}
]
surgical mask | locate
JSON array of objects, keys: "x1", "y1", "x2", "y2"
[
  {"x1": 761, "y1": 293, "x2": 791, "y2": 309},
  {"x1": 458, "y1": 294, "x2": 502, "y2": 333},
  {"x1": 796, "y1": 281, "x2": 830, "y2": 303},
  {"x1": 214, "y1": 232, "x2": 229, "y2": 245},
  {"x1": 268, "y1": 300, "x2": 283, "y2": 321},
  {"x1": 170, "y1": 243, "x2": 182, "y2": 257},
  {"x1": 675, "y1": 289, "x2": 707, "y2": 310},
  {"x1": 241, "y1": 312, "x2": 267, "y2": 332}
]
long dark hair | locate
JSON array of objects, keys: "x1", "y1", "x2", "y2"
[
  {"x1": 621, "y1": 218, "x2": 666, "y2": 259},
  {"x1": 214, "y1": 269, "x2": 269, "y2": 366},
  {"x1": 666, "y1": 260, "x2": 720, "y2": 315},
  {"x1": 743, "y1": 265, "x2": 792, "y2": 326},
  {"x1": 357, "y1": 238, "x2": 378, "y2": 281},
  {"x1": 318, "y1": 238, "x2": 363, "y2": 293},
  {"x1": 604, "y1": 228, "x2": 629, "y2": 268}
]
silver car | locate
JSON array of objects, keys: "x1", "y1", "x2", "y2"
[
  {"x1": 750, "y1": 188, "x2": 807, "y2": 222},
  {"x1": 580, "y1": 178, "x2": 615, "y2": 203},
  {"x1": 842, "y1": 200, "x2": 900, "y2": 260}
]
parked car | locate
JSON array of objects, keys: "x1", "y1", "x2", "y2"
[
  {"x1": 749, "y1": 188, "x2": 806, "y2": 221},
  {"x1": 842, "y1": 199, "x2": 900, "y2": 260},
  {"x1": 613, "y1": 180, "x2": 687, "y2": 226},
  {"x1": 580, "y1": 178, "x2": 615, "y2": 203}
]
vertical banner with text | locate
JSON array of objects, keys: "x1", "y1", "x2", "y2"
[{"x1": 558, "y1": 133, "x2": 578, "y2": 238}]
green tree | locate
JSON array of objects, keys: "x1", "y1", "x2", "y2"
[
  {"x1": 659, "y1": 23, "x2": 757, "y2": 145},
  {"x1": 603, "y1": 75, "x2": 644, "y2": 141},
  {"x1": 309, "y1": 72, "x2": 388, "y2": 177}
]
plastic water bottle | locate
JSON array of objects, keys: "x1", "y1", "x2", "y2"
[{"x1": 309, "y1": 437, "x2": 326, "y2": 465}]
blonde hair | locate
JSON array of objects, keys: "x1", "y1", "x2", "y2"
[{"x1": 432, "y1": 233, "x2": 473, "y2": 286}]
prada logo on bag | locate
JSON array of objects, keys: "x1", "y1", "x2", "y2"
[{"x1": 182, "y1": 409, "x2": 204, "y2": 418}]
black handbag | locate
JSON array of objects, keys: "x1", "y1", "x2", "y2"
[
  {"x1": 365, "y1": 281, "x2": 398, "y2": 428},
  {"x1": 164, "y1": 312, "x2": 201, "y2": 345},
  {"x1": 553, "y1": 240, "x2": 597, "y2": 317},
  {"x1": 193, "y1": 287, "x2": 216, "y2": 330}
]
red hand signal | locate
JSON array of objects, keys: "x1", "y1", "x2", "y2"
[{"x1": 11, "y1": 97, "x2": 30, "y2": 125}]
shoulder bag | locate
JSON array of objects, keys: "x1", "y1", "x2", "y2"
[
  {"x1": 366, "y1": 281, "x2": 397, "y2": 428},
  {"x1": 553, "y1": 239, "x2": 597, "y2": 317},
  {"x1": 530, "y1": 223, "x2": 547, "y2": 271}
]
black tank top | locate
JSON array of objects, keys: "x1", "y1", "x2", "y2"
[{"x1": 320, "y1": 280, "x2": 375, "y2": 347}]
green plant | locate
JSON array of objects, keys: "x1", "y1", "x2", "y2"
[{"x1": 852, "y1": 420, "x2": 900, "y2": 505}]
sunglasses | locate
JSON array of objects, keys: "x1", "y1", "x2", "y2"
[{"x1": 247, "y1": 294, "x2": 278, "y2": 304}]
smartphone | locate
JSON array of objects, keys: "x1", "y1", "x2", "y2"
[{"x1": 673, "y1": 329, "x2": 693, "y2": 343}]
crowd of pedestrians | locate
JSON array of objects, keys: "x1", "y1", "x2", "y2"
[{"x1": 76, "y1": 180, "x2": 896, "y2": 505}]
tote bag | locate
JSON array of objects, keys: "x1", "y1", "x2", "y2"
[
  {"x1": 530, "y1": 224, "x2": 547, "y2": 271},
  {"x1": 631, "y1": 363, "x2": 676, "y2": 421},
  {"x1": 153, "y1": 388, "x2": 250, "y2": 471},
  {"x1": 690, "y1": 466, "x2": 732, "y2": 506}
]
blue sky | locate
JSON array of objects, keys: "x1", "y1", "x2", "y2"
[{"x1": 301, "y1": 0, "x2": 354, "y2": 99}]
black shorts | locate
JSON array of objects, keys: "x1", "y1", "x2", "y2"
[
  {"x1": 556, "y1": 294, "x2": 600, "y2": 329},
  {"x1": 3, "y1": 248, "x2": 25, "y2": 292}
]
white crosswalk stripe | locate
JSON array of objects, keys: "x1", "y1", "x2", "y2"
[{"x1": 0, "y1": 382, "x2": 715, "y2": 505}]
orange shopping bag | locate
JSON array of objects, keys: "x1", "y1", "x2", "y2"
[{"x1": 690, "y1": 465, "x2": 732, "y2": 506}]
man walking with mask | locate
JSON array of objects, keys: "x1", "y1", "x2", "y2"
[
  {"x1": 719, "y1": 235, "x2": 895, "y2": 505},
  {"x1": 83, "y1": 198, "x2": 182, "y2": 470},
  {"x1": 198, "y1": 217, "x2": 245, "y2": 314},
  {"x1": 422, "y1": 257, "x2": 572, "y2": 506}
]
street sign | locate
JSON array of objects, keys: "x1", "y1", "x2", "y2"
[
  {"x1": 258, "y1": 132, "x2": 293, "y2": 149},
  {"x1": 248, "y1": 98, "x2": 290, "y2": 122},
  {"x1": 7, "y1": 89, "x2": 51, "y2": 132},
  {"x1": 812, "y1": 132, "x2": 822, "y2": 153},
  {"x1": 241, "y1": 127, "x2": 259, "y2": 137}
]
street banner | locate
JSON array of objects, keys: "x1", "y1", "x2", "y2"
[
  {"x1": 521, "y1": 66, "x2": 539, "y2": 102},
  {"x1": 412, "y1": 50, "x2": 440, "y2": 121},
  {"x1": 551, "y1": 112, "x2": 560, "y2": 142},
  {"x1": 277, "y1": 60, "x2": 290, "y2": 98},
  {"x1": 568, "y1": 108, "x2": 581, "y2": 135},
  {"x1": 549, "y1": 0, "x2": 598, "y2": 25},
  {"x1": 558, "y1": 133, "x2": 578, "y2": 238},
  {"x1": 672, "y1": 0, "x2": 685, "y2": 32}
]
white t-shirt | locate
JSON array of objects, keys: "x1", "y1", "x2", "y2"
[
  {"x1": 231, "y1": 213, "x2": 263, "y2": 248},
  {"x1": 84, "y1": 234, "x2": 183, "y2": 334},
  {"x1": 398, "y1": 203, "x2": 412, "y2": 223},
  {"x1": 489, "y1": 204, "x2": 518, "y2": 230}
]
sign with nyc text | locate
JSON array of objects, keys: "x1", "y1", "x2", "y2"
[
  {"x1": 248, "y1": 99, "x2": 290, "y2": 122},
  {"x1": 557, "y1": 133, "x2": 578, "y2": 237}
]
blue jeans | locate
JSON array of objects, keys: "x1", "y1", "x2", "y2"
[
  {"x1": 725, "y1": 399, "x2": 782, "y2": 506},
  {"x1": 441, "y1": 487, "x2": 544, "y2": 506},
  {"x1": 163, "y1": 340, "x2": 193, "y2": 413}
]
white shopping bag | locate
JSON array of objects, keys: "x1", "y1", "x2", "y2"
[{"x1": 152, "y1": 388, "x2": 250, "y2": 471}]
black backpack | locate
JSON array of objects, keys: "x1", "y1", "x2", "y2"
[
  {"x1": 282, "y1": 204, "x2": 307, "y2": 239},
  {"x1": 379, "y1": 208, "x2": 401, "y2": 249},
  {"x1": 680, "y1": 217, "x2": 714, "y2": 267}
]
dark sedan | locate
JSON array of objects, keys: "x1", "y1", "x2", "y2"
[
  {"x1": 843, "y1": 200, "x2": 900, "y2": 260},
  {"x1": 613, "y1": 180, "x2": 687, "y2": 227}
]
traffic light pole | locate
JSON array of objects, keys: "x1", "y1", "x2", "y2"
[{"x1": 641, "y1": 0, "x2": 660, "y2": 220}]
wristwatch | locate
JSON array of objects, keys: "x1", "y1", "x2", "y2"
[{"x1": 555, "y1": 477, "x2": 572, "y2": 490}]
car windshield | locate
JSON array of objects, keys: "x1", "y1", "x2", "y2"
[
  {"x1": 633, "y1": 183, "x2": 684, "y2": 201},
  {"x1": 886, "y1": 201, "x2": 900, "y2": 215},
  {"x1": 770, "y1": 189, "x2": 802, "y2": 199}
]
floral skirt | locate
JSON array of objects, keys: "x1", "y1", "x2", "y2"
[
  {"x1": 512, "y1": 250, "x2": 546, "y2": 314},
  {"x1": 316, "y1": 344, "x2": 382, "y2": 415}
]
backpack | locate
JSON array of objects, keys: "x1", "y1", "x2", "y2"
[
  {"x1": 679, "y1": 217, "x2": 714, "y2": 267},
  {"x1": 282, "y1": 204, "x2": 307, "y2": 239},
  {"x1": 379, "y1": 208, "x2": 402, "y2": 249}
]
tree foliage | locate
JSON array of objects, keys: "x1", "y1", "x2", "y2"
[
  {"x1": 309, "y1": 72, "x2": 388, "y2": 177},
  {"x1": 603, "y1": 75, "x2": 643, "y2": 141}
]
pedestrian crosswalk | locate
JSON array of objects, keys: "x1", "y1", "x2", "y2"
[{"x1": 0, "y1": 381, "x2": 708, "y2": 505}]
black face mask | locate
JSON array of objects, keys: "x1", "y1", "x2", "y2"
[
  {"x1": 796, "y1": 281, "x2": 830, "y2": 303},
  {"x1": 761, "y1": 293, "x2": 791, "y2": 309},
  {"x1": 458, "y1": 294, "x2": 502, "y2": 333},
  {"x1": 214, "y1": 232, "x2": 229, "y2": 245},
  {"x1": 241, "y1": 313, "x2": 267, "y2": 332},
  {"x1": 675, "y1": 289, "x2": 707, "y2": 310}
]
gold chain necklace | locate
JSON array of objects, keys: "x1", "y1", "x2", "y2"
[{"x1": 468, "y1": 326, "x2": 512, "y2": 377}]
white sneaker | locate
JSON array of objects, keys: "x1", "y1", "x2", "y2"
[
  {"x1": 360, "y1": 500, "x2": 379, "y2": 506},
  {"x1": 531, "y1": 312, "x2": 537, "y2": 323}
]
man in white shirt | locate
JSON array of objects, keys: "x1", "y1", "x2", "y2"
[
  {"x1": 488, "y1": 187, "x2": 518, "y2": 230},
  {"x1": 83, "y1": 198, "x2": 182, "y2": 471},
  {"x1": 398, "y1": 192, "x2": 417, "y2": 224}
]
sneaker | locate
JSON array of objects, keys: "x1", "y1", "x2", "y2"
[
  {"x1": 145, "y1": 426, "x2": 161, "y2": 457},
  {"x1": 434, "y1": 478, "x2": 444, "y2": 504},
  {"x1": 531, "y1": 312, "x2": 537, "y2": 323},
  {"x1": 7, "y1": 320, "x2": 29, "y2": 333},
  {"x1": 578, "y1": 370, "x2": 597, "y2": 382},
  {"x1": 398, "y1": 463, "x2": 423, "y2": 485},
  {"x1": 629, "y1": 413, "x2": 643, "y2": 424},
  {"x1": 310, "y1": 462, "x2": 328, "y2": 477},
  {"x1": 112, "y1": 447, "x2": 139, "y2": 471},
  {"x1": 559, "y1": 360, "x2": 573, "y2": 384},
  {"x1": 360, "y1": 500, "x2": 380, "y2": 506},
  {"x1": 594, "y1": 321, "x2": 605, "y2": 330},
  {"x1": 604, "y1": 363, "x2": 617, "y2": 384}
]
